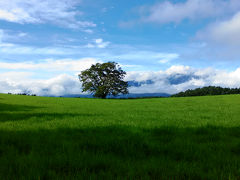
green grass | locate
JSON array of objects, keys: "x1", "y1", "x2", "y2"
[{"x1": 1, "y1": 94, "x2": 240, "y2": 179}]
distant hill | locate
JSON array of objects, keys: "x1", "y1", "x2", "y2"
[{"x1": 172, "y1": 86, "x2": 240, "y2": 97}]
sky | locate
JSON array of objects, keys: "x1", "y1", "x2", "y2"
[{"x1": 1, "y1": 0, "x2": 240, "y2": 96}]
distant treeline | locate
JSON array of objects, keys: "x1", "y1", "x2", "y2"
[
  {"x1": 172, "y1": 86, "x2": 240, "y2": 97},
  {"x1": 8, "y1": 93, "x2": 37, "y2": 96}
]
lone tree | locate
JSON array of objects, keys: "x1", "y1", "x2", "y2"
[{"x1": 79, "y1": 62, "x2": 128, "y2": 99}]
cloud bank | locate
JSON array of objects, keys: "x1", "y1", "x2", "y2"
[
  {"x1": 1, "y1": 62, "x2": 240, "y2": 96},
  {"x1": 0, "y1": 73, "x2": 82, "y2": 96},
  {"x1": 126, "y1": 66, "x2": 240, "y2": 94}
]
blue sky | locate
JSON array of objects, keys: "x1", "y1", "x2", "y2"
[{"x1": 1, "y1": 0, "x2": 240, "y2": 96}]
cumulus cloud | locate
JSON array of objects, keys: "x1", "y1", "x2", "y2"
[
  {"x1": 126, "y1": 66, "x2": 240, "y2": 94},
  {"x1": 0, "y1": 58, "x2": 100, "y2": 96},
  {"x1": 139, "y1": 0, "x2": 240, "y2": 24},
  {"x1": 0, "y1": 0, "x2": 96, "y2": 29},
  {"x1": 0, "y1": 73, "x2": 82, "y2": 96}
]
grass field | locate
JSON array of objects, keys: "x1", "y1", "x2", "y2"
[{"x1": 1, "y1": 93, "x2": 240, "y2": 179}]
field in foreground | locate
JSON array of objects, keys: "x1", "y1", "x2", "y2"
[{"x1": 1, "y1": 94, "x2": 240, "y2": 179}]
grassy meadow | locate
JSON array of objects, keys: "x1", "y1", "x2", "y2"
[{"x1": 1, "y1": 93, "x2": 240, "y2": 179}]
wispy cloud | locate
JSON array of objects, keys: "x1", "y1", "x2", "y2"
[
  {"x1": 111, "y1": 51, "x2": 179, "y2": 64},
  {"x1": 0, "y1": 31, "x2": 179, "y2": 67},
  {"x1": 86, "y1": 38, "x2": 110, "y2": 48},
  {"x1": 134, "y1": 0, "x2": 240, "y2": 24},
  {"x1": 0, "y1": 0, "x2": 96, "y2": 30},
  {"x1": 197, "y1": 12, "x2": 240, "y2": 46},
  {"x1": 0, "y1": 58, "x2": 100, "y2": 72}
]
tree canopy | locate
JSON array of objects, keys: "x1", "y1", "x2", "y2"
[{"x1": 79, "y1": 62, "x2": 128, "y2": 99}]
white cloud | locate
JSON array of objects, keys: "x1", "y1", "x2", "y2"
[
  {"x1": 86, "y1": 38, "x2": 110, "y2": 48},
  {"x1": 165, "y1": 65, "x2": 191, "y2": 75},
  {"x1": 0, "y1": 73, "x2": 82, "y2": 96},
  {"x1": 0, "y1": 29, "x2": 29, "y2": 44},
  {"x1": 95, "y1": 39, "x2": 103, "y2": 44},
  {"x1": 0, "y1": 35, "x2": 84, "y2": 54},
  {"x1": 0, "y1": 33, "x2": 179, "y2": 64},
  {"x1": 82, "y1": 29, "x2": 94, "y2": 34},
  {"x1": 119, "y1": 64, "x2": 143, "y2": 69},
  {"x1": 126, "y1": 66, "x2": 240, "y2": 94},
  {"x1": 197, "y1": 12, "x2": 240, "y2": 46},
  {"x1": 114, "y1": 51, "x2": 179, "y2": 63},
  {"x1": 0, "y1": 58, "x2": 100, "y2": 72},
  {"x1": 158, "y1": 53, "x2": 179, "y2": 64},
  {"x1": 0, "y1": 29, "x2": 16, "y2": 47},
  {"x1": 18, "y1": 33, "x2": 27, "y2": 37},
  {"x1": 140, "y1": 0, "x2": 240, "y2": 24},
  {"x1": 0, "y1": 58, "x2": 101, "y2": 96},
  {"x1": 0, "y1": 0, "x2": 96, "y2": 29},
  {"x1": 0, "y1": 43, "x2": 72, "y2": 55},
  {"x1": 0, "y1": 30, "x2": 177, "y2": 65},
  {"x1": 158, "y1": 59, "x2": 169, "y2": 64}
]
